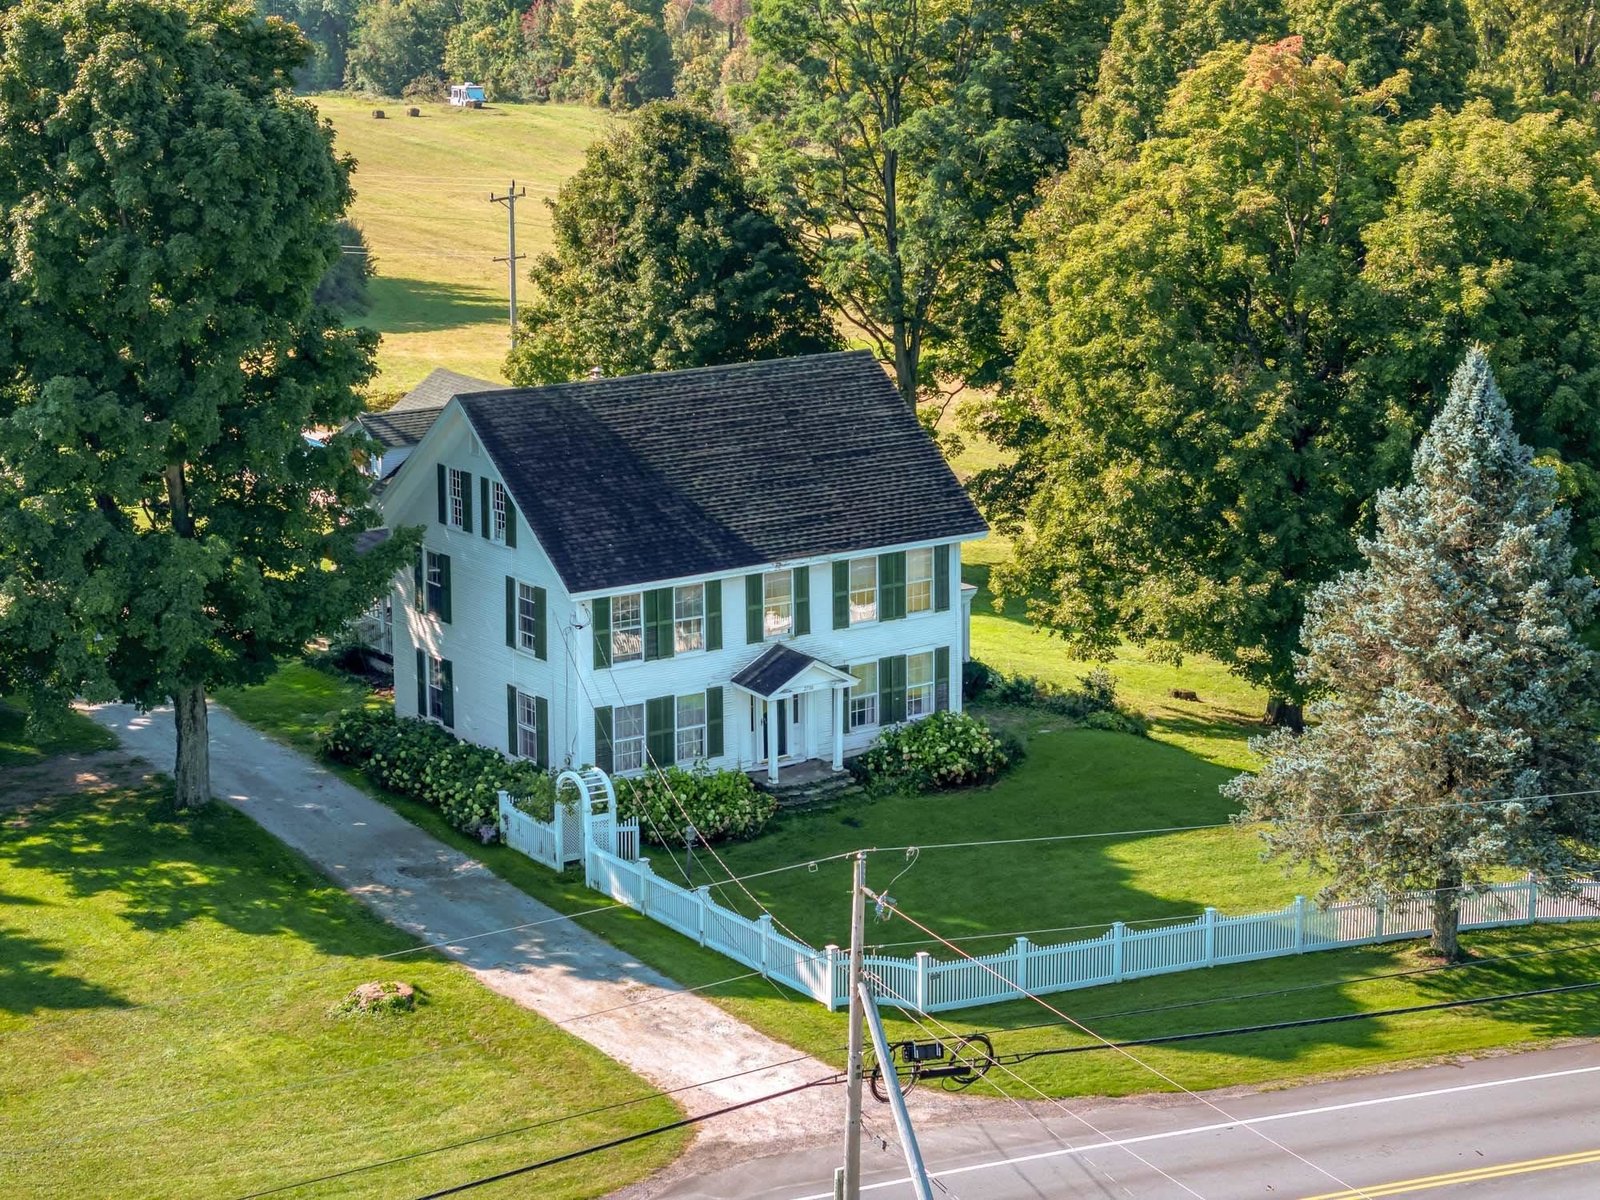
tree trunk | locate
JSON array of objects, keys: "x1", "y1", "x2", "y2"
[
  {"x1": 172, "y1": 682, "x2": 210, "y2": 810},
  {"x1": 1264, "y1": 696, "x2": 1304, "y2": 731},
  {"x1": 1430, "y1": 869, "x2": 1464, "y2": 961}
]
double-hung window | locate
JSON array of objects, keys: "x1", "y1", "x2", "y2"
[
  {"x1": 675, "y1": 693, "x2": 706, "y2": 762},
  {"x1": 424, "y1": 550, "x2": 447, "y2": 614},
  {"x1": 426, "y1": 657, "x2": 448, "y2": 721},
  {"x1": 515, "y1": 690, "x2": 540, "y2": 759},
  {"x1": 612, "y1": 593, "x2": 643, "y2": 663},
  {"x1": 447, "y1": 467, "x2": 468, "y2": 530},
  {"x1": 516, "y1": 582, "x2": 541, "y2": 653},
  {"x1": 763, "y1": 570, "x2": 793, "y2": 638},
  {"x1": 490, "y1": 481, "x2": 509, "y2": 544},
  {"x1": 613, "y1": 703, "x2": 645, "y2": 773},
  {"x1": 906, "y1": 651, "x2": 935, "y2": 718},
  {"x1": 906, "y1": 547, "x2": 935, "y2": 615},
  {"x1": 674, "y1": 584, "x2": 705, "y2": 654},
  {"x1": 849, "y1": 557, "x2": 877, "y2": 624},
  {"x1": 849, "y1": 662, "x2": 879, "y2": 730}
]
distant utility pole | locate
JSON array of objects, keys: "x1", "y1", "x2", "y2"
[
  {"x1": 489, "y1": 180, "x2": 527, "y2": 348},
  {"x1": 838, "y1": 851, "x2": 867, "y2": 1200}
]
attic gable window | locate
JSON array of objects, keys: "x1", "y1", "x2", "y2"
[
  {"x1": 491, "y1": 481, "x2": 509, "y2": 544},
  {"x1": 447, "y1": 468, "x2": 468, "y2": 529},
  {"x1": 763, "y1": 570, "x2": 793, "y2": 638}
]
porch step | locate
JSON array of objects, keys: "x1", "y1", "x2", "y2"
[{"x1": 754, "y1": 769, "x2": 865, "y2": 811}]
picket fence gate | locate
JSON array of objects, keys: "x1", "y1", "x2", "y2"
[{"x1": 500, "y1": 774, "x2": 1600, "y2": 1014}]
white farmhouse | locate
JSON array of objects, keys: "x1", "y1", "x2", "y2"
[{"x1": 378, "y1": 350, "x2": 988, "y2": 786}]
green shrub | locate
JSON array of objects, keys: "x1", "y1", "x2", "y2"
[
  {"x1": 967, "y1": 664, "x2": 1147, "y2": 734},
  {"x1": 853, "y1": 710, "x2": 1018, "y2": 793},
  {"x1": 318, "y1": 706, "x2": 559, "y2": 838},
  {"x1": 614, "y1": 766, "x2": 776, "y2": 847}
]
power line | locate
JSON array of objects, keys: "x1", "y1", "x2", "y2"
[
  {"x1": 402, "y1": 1075, "x2": 840, "y2": 1200},
  {"x1": 873, "y1": 896, "x2": 1376, "y2": 1200}
]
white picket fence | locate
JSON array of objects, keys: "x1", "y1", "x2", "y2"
[{"x1": 497, "y1": 770, "x2": 1600, "y2": 1013}]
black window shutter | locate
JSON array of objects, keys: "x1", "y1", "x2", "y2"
[
  {"x1": 413, "y1": 549, "x2": 425, "y2": 612},
  {"x1": 533, "y1": 586, "x2": 547, "y2": 661},
  {"x1": 644, "y1": 587, "x2": 674, "y2": 661},
  {"x1": 832, "y1": 561, "x2": 849, "y2": 629},
  {"x1": 706, "y1": 580, "x2": 722, "y2": 651},
  {"x1": 460, "y1": 471, "x2": 473, "y2": 531},
  {"x1": 416, "y1": 648, "x2": 426, "y2": 716},
  {"x1": 879, "y1": 551, "x2": 907, "y2": 621},
  {"x1": 436, "y1": 463, "x2": 446, "y2": 525},
  {"x1": 793, "y1": 566, "x2": 810, "y2": 635},
  {"x1": 935, "y1": 646, "x2": 951, "y2": 711},
  {"x1": 506, "y1": 684, "x2": 518, "y2": 755},
  {"x1": 438, "y1": 554, "x2": 452, "y2": 623},
  {"x1": 745, "y1": 574, "x2": 763, "y2": 643},
  {"x1": 439, "y1": 659, "x2": 454, "y2": 728},
  {"x1": 879, "y1": 654, "x2": 906, "y2": 724},
  {"x1": 646, "y1": 695, "x2": 676, "y2": 768},
  {"x1": 480, "y1": 477, "x2": 491, "y2": 539},
  {"x1": 934, "y1": 544, "x2": 951, "y2": 612},
  {"x1": 594, "y1": 706, "x2": 614, "y2": 773},
  {"x1": 706, "y1": 686, "x2": 724, "y2": 757},
  {"x1": 592, "y1": 597, "x2": 611, "y2": 668},
  {"x1": 505, "y1": 576, "x2": 516, "y2": 647},
  {"x1": 535, "y1": 696, "x2": 549, "y2": 767},
  {"x1": 505, "y1": 496, "x2": 518, "y2": 547}
]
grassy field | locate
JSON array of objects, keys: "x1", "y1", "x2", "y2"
[
  {"x1": 0, "y1": 783, "x2": 685, "y2": 1199},
  {"x1": 0, "y1": 697, "x2": 116, "y2": 768},
  {"x1": 310, "y1": 94, "x2": 614, "y2": 395}
]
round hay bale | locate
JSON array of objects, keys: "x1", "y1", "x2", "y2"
[
  {"x1": 332, "y1": 980, "x2": 414, "y2": 1016},
  {"x1": 372, "y1": 109, "x2": 385, "y2": 119},
  {"x1": 407, "y1": 106, "x2": 421, "y2": 117}
]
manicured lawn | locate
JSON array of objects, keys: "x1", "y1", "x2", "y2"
[
  {"x1": 0, "y1": 785, "x2": 685, "y2": 1199},
  {"x1": 215, "y1": 659, "x2": 386, "y2": 753},
  {"x1": 310, "y1": 94, "x2": 614, "y2": 394},
  {"x1": 0, "y1": 697, "x2": 116, "y2": 767}
]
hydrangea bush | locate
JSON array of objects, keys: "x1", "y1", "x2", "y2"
[
  {"x1": 613, "y1": 765, "x2": 776, "y2": 847},
  {"x1": 318, "y1": 708, "x2": 558, "y2": 837},
  {"x1": 853, "y1": 710, "x2": 1018, "y2": 793},
  {"x1": 962, "y1": 661, "x2": 1146, "y2": 735}
]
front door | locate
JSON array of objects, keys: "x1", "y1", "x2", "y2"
[
  {"x1": 759, "y1": 696, "x2": 806, "y2": 760},
  {"x1": 776, "y1": 699, "x2": 789, "y2": 757}
]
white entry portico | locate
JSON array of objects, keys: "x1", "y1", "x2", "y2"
[{"x1": 730, "y1": 644, "x2": 855, "y2": 783}]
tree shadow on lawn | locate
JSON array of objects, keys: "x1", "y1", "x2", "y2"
[
  {"x1": 0, "y1": 787, "x2": 414, "y2": 1016},
  {"x1": 360, "y1": 276, "x2": 505, "y2": 335}
]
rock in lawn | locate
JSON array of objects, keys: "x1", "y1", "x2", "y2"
[{"x1": 333, "y1": 980, "x2": 415, "y2": 1016}]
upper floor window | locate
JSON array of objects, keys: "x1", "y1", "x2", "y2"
[
  {"x1": 447, "y1": 467, "x2": 468, "y2": 530},
  {"x1": 675, "y1": 693, "x2": 706, "y2": 762},
  {"x1": 849, "y1": 661, "x2": 878, "y2": 729},
  {"x1": 763, "y1": 570, "x2": 793, "y2": 638},
  {"x1": 516, "y1": 582, "x2": 541, "y2": 654},
  {"x1": 490, "y1": 481, "x2": 509, "y2": 544},
  {"x1": 425, "y1": 549, "x2": 447, "y2": 614},
  {"x1": 613, "y1": 702, "x2": 645, "y2": 773},
  {"x1": 907, "y1": 547, "x2": 934, "y2": 615},
  {"x1": 906, "y1": 650, "x2": 935, "y2": 718},
  {"x1": 612, "y1": 593, "x2": 644, "y2": 663},
  {"x1": 674, "y1": 583, "x2": 705, "y2": 654},
  {"x1": 849, "y1": 557, "x2": 877, "y2": 624}
]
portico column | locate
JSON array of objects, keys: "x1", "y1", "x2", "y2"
[
  {"x1": 831, "y1": 684, "x2": 845, "y2": 771},
  {"x1": 765, "y1": 697, "x2": 779, "y2": 784}
]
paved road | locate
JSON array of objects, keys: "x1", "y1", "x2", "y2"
[
  {"x1": 86, "y1": 702, "x2": 842, "y2": 1148},
  {"x1": 658, "y1": 1043, "x2": 1600, "y2": 1199}
]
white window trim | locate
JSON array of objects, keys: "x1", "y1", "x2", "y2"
[
  {"x1": 675, "y1": 693, "x2": 706, "y2": 763},
  {"x1": 424, "y1": 550, "x2": 445, "y2": 615},
  {"x1": 848, "y1": 661, "x2": 879, "y2": 730},
  {"x1": 674, "y1": 583, "x2": 705, "y2": 655},
  {"x1": 613, "y1": 702, "x2": 645, "y2": 774},
  {"x1": 763, "y1": 570, "x2": 793, "y2": 640},
  {"x1": 516, "y1": 581, "x2": 539, "y2": 655},
  {"x1": 447, "y1": 467, "x2": 468, "y2": 530},
  {"x1": 611, "y1": 592, "x2": 643, "y2": 665},
  {"x1": 906, "y1": 650, "x2": 935, "y2": 718},
  {"x1": 491, "y1": 480, "x2": 509, "y2": 545},
  {"x1": 425, "y1": 656, "x2": 447, "y2": 722},
  {"x1": 906, "y1": 547, "x2": 935, "y2": 616},
  {"x1": 515, "y1": 690, "x2": 539, "y2": 759}
]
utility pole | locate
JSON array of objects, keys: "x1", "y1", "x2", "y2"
[
  {"x1": 838, "y1": 851, "x2": 867, "y2": 1200},
  {"x1": 489, "y1": 180, "x2": 527, "y2": 347},
  {"x1": 859, "y1": 978, "x2": 935, "y2": 1200}
]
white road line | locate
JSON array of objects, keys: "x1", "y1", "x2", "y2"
[{"x1": 785, "y1": 1061, "x2": 1600, "y2": 1199}]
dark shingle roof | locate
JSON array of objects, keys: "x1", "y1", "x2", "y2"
[
  {"x1": 731, "y1": 645, "x2": 824, "y2": 698},
  {"x1": 391, "y1": 368, "x2": 497, "y2": 413},
  {"x1": 357, "y1": 406, "x2": 445, "y2": 449},
  {"x1": 458, "y1": 351, "x2": 986, "y2": 593}
]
